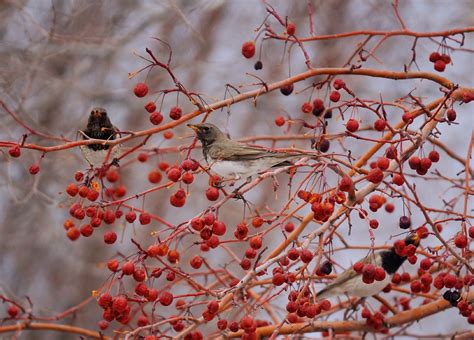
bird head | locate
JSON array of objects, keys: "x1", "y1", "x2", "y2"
[
  {"x1": 404, "y1": 233, "x2": 420, "y2": 247},
  {"x1": 88, "y1": 107, "x2": 112, "y2": 127},
  {"x1": 187, "y1": 123, "x2": 225, "y2": 146}
]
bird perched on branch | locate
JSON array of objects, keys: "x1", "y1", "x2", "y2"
[
  {"x1": 79, "y1": 107, "x2": 120, "y2": 168},
  {"x1": 316, "y1": 233, "x2": 420, "y2": 300},
  {"x1": 188, "y1": 123, "x2": 316, "y2": 181}
]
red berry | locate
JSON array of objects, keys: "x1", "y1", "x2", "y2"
[
  {"x1": 402, "y1": 112, "x2": 413, "y2": 123},
  {"x1": 446, "y1": 108, "x2": 456, "y2": 122},
  {"x1": 122, "y1": 261, "x2": 135, "y2": 275},
  {"x1": 275, "y1": 116, "x2": 285, "y2": 126},
  {"x1": 286, "y1": 22, "x2": 296, "y2": 35},
  {"x1": 125, "y1": 211, "x2": 136, "y2": 223},
  {"x1": 409, "y1": 156, "x2": 421, "y2": 170},
  {"x1": 252, "y1": 216, "x2": 264, "y2": 228},
  {"x1": 8, "y1": 145, "x2": 21, "y2": 158},
  {"x1": 7, "y1": 305, "x2": 19, "y2": 318},
  {"x1": 301, "y1": 102, "x2": 313, "y2": 113},
  {"x1": 234, "y1": 222, "x2": 249, "y2": 240},
  {"x1": 133, "y1": 268, "x2": 146, "y2": 282},
  {"x1": 377, "y1": 157, "x2": 390, "y2": 170},
  {"x1": 374, "y1": 119, "x2": 387, "y2": 131},
  {"x1": 80, "y1": 224, "x2": 93, "y2": 237},
  {"x1": 107, "y1": 259, "x2": 119, "y2": 272},
  {"x1": 420, "y1": 258, "x2": 432, "y2": 270},
  {"x1": 137, "y1": 153, "x2": 148, "y2": 162},
  {"x1": 339, "y1": 175, "x2": 353, "y2": 192},
  {"x1": 385, "y1": 146, "x2": 398, "y2": 159},
  {"x1": 367, "y1": 168, "x2": 384, "y2": 184},
  {"x1": 300, "y1": 249, "x2": 313, "y2": 263},
  {"x1": 104, "y1": 231, "x2": 117, "y2": 244},
  {"x1": 440, "y1": 54, "x2": 451, "y2": 64},
  {"x1": 29, "y1": 164, "x2": 40, "y2": 175},
  {"x1": 329, "y1": 90, "x2": 341, "y2": 102},
  {"x1": 112, "y1": 295, "x2": 128, "y2": 313},
  {"x1": 134, "y1": 83, "x2": 148, "y2": 97},
  {"x1": 469, "y1": 226, "x2": 474, "y2": 238},
  {"x1": 66, "y1": 227, "x2": 80, "y2": 240},
  {"x1": 353, "y1": 261, "x2": 364, "y2": 273},
  {"x1": 429, "y1": 52, "x2": 440, "y2": 62},
  {"x1": 333, "y1": 79, "x2": 345, "y2": 90},
  {"x1": 217, "y1": 319, "x2": 228, "y2": 330},
  {"x1": 98, "y1": 293, "x2": 113, "y2": 309},
  {"x1": 419, "y1": 157, "x2": 432, "y2": 171},
  {"x1": 454, "y1": 234, "x2": 468, "y2": 248},
  {"x1": 284, "y1": 221, "x2": 295, "y2": 232},
  {"x1": 205, "y1": 187, "x2": 219, "y2": 201},
  {"x1": 346, "y1": 119, "x2": 359, "y2": 132},
  {"x1": 190, "y1": 255, "x2": 203, "y2": 269},
  {"x1": 207, "y1": 300, "x2": 219, "y2": 314},
  {"x1": 392, "y1": 174, "x2": 404, "y2": 186},
  {"x1": 167, "y1": 167, "x2": 181, "y2": 182},
  {"x1": 66, "y1": 183, "x2": 79, "y2": 197},
  {"x1": 145, "y1": 102, "x2": 156, "y2": 113},
  {"x1": 182, "y1": 172, "x2": 194, "y2": 184},
  {"x1": 249, "y1": 236, "x2": 263, "y2": 249},
  {"x1": 369, "y1": 219, "x2": 379, "y2": 229},
  {"x1": 148, "y1": 170, "x2": 162, "y2": 184},
  {"x1": 167, "y1": 249, "x2": 180, "y2": 263},
  {"x1": 434, "y1": 60, "x2": 446, "y2": 72},
  {"x1": 149, "y1": 112, "x2": 163, "y2": 125},
  {"x1": 169, "y1": 106, "x2": 182, "y2": 120},
  {"x1": 241, "y1": 41, "x2": 256, "y2": 59},
  {"x1": 428, "y1": 150, "x2": 440, "y2": 162},
  {"x1": 139, "y1": 212, "x2": 151, "y2": 225}
]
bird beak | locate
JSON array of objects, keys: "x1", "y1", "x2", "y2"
[{"x1": 187, "y1": 124, "x2": 200, "y2": 132}]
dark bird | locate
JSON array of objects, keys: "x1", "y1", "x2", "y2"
[
  {"x1": 316, "y1": 233, "x2": 420, "y2": 300},
  {"x1": 79, "y1": 107, "x2": 120, "y2": 168},
  {"x1": 188, "y1": 123, "x2": 316, "y2": 180}
]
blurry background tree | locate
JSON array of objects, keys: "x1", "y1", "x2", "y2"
[{"x1": 0, "y1": 0, "x2": 473, "y2": 339}]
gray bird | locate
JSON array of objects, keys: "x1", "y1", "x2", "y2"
[
  {"x1": 79, "y1": 107, "x2": 120, "y2": 168},
  {"x1": 188, "y1": 123, "x2": 316, "y2": 180},
  {"x1": 316, "y1": 233, "x2": 420, "y2": 300}
]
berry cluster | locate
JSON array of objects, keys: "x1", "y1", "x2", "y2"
[{"x1": 428, "y1": 52, "x2": 451, "y2": 72}]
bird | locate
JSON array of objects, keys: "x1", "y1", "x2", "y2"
[
  {"x1": 187, "y1": 123, "x2": 316, "y2": 181},
  {"x1": 315, "y1": 233, "x2": 420, "y2": 300},
  {"x1": 79, "y1": 107, "x2": 120, "y2": 168}
]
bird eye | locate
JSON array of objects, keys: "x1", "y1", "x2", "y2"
[{"x1": 203, "y1": 126, "x2": 209, "y2": 131}]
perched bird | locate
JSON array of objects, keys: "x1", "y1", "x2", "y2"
[
  {"x1": 79, "y1": 107, "x2": 120, "y2": 168},
  {"x1": 315, "y1": 233, "x2": 420, "y2": 300},
  {"x1": 188, "y1": 123, "x2": 315, "y2": 180}
]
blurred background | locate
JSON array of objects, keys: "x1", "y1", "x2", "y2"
[{"x1": 0, "y1": 0, "x2": 472, "y2": 338}]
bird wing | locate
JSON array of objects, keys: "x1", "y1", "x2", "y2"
[
  {"x1": 316, "y1": 254, "x2": 379, "y2": 298},
  {"x1": 208, "y1": 140, "x2": 307, "y2": 162}
]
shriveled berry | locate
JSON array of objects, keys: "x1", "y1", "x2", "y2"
[
  {"x1": 446, "y1": 108, "x2": 456, "y2": 122},
  {"x1": 280, "y1": 83, "x2": 294, "y2": 96},
  {"x1": 399, "y1": 216, "x2": 411, "y2": 229}
]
